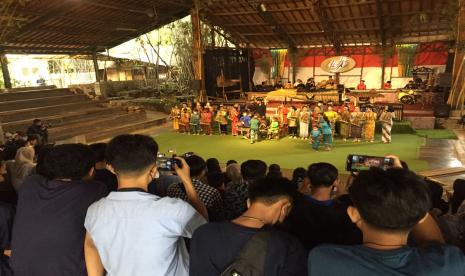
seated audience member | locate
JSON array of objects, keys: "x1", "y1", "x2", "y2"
[
  {"x1": 357, "y1": 80, "x2": 367, "y2": 90},
  {"x1": 285, "y1": 163, "x2": 362, "y2": 252},
  {"x1": 84, "y1": 135, "x2": 207, "y2": 276},
  {"x1": 9, "y1": 146, "x2": 36, "y2": 192},
  {"x1": 34, "y1": 144, "x2": 54, "y2": 177},
  {"x1": 383, "y1": 80, "x2": 392, "y2": 89},
  {"x1": 267, "y1": 164, "x2": 282, "y2": 178},
  {"x1": 206, "y1": 157, "x2": 222, "y2": 174},
  {"x1": 11, "y1": 144, "x2": 107, "y2": 276},
  {"x1": 451, "y1": 179, "x2": 465, "y2": 214},
  {"x1": 224, "y1": 160, "x2": 267, "y2": 220},
  {"x1": 207, "y1": 171, "x2": 226, "y2": 196},
  {"x1": 26, "y1": 119, "x2": 48, "y2": 144},
  {"x1": 190, "y1": 177, "x2": 307, "y2": 276},
  {"x1": 426, "y1": 179, "x2": 449, "y2": 216},
  {"x1": 3, "y1": 134, "x2": 26, "y2": 161},
  {"x1": 167, "y1": 155, "x2": 224, "y2": 222},
  {"x1": 291, "y1": 167, "x2": 308, "y2": 193},
  {"x1": 225, "y1": 162, "x2": 242, "y2": 188},
  {"x1": 309, "y1": 157, "x2": 465, "y2": 276},
  {"x1": 284, "y1": 81, "x2": 293, "y2": 89},
  {"x1": 274, "y1": 80, "x2": 284, "y2": 89},
  {"x1": 24, "y1": 136, "x2": 38, "y2": 148},
  {"x1": 0, "y1": 202, "x2": 14, "y2": 275},
  {"x1": 226, "y1": 160, "x2": 237, "y2": 166},
  {"x1": 148, "y1": 170, "x2": 180, "y2": 197},
  {"x1": 90, "y1": 143, "x2": 118, "y2": 193}
]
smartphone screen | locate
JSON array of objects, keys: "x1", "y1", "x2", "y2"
[
  {"x1": 347, "y1": 155, "x2": 393, "y2": 171},
  {"x1": 156, "y1": 157, "x2": 174, "y2": 171}
]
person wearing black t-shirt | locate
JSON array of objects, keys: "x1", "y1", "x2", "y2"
[
  {"x1": 309, "y1": 156, "x2": 465, "y2": 276},
  {"x1": 190, "y1": 177, "x2": 307, "y2": 276},
  {"x1": 284, "y1": 162, "x2": 362, "y2": 252},
  {"x1": 10, "y1": 144, "x2": 107, "y2": 276}
]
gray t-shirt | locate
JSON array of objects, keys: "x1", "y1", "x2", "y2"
[{"x1": 85, "y1": 191, "x2": 206, "y2": 276}]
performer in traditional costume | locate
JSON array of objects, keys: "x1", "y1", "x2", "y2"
[
  {"x1": 190, "y1": 110, "x2": 201, "y2": 135},
  {"x1": 350, "y1": 107, "x2": 363, "y2": 142},
  {"x1": 200, "y1": 108, "x2": 213, "y2": 135},
  {"x1": 229, "y1": 105, "x2": 240, "y2": 136},
  {"x1": 276, "y1": 104, "x2": 288, "y2": 135},
  {"x1": 299, "y1": 106, "x2": 310, "y2": 140},
  {"x1": 311, "y1": 106, "x2": 322, "y2": 128},
  {"x1": 239, "y1": 111, "x2": 251, "y2": 138},
  {"x1": 215, "y1": 106, "x2": 229, "y2": 135},
  {"x1": 339, "y1": 106, "x2": 351, "y2": 141},
  {"x1": 287, "y1": 106, "x2": 298, "y2": 139},
  {"x1": 310, "y1": 126, "x2": 322, "y2": 151},
  {"x1": 169, "y1": 105, "x2": 180, "y2": 131},
  {"x1": 324, "y1": 106, "x2": 339, "y2": 136},
  {"x1": 320, "y1": 115, "x2": 333, "y2": 151},
  {"x1": 363, "y1": 106, "x2": 377, "y2": 142},
  {"x1": 379, "y1": 106, "x2": 395, "y2": 143},
  {"x1": 180, "y1": 108, "x2": 191, "y2": 134},
  {"x1": 267, "y1": 116, "x2": 280, "y2": 140}
]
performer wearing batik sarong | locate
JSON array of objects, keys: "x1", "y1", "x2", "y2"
[
  {"x1": 350, "y1": 107, "x2": 363, "y2": 142},
  {"x1": 215, "y1": 106, "x2": 229, "y2": 135},
  {"x1": 364, "y1": 106, "x2": 377, "y2": 143},
  {"x1": 379, "y1": 106, "x2": 395, "y2": 143},
  {"x1": 179, "y1": 108, "x2": 191, "y2": 134},
  {"x1": 299, "y1": 106, "x2": 310, "y2": 140},
  {"x1": 339, "y1": 106, "x2": 351, "y2": 141},
  {"x1": 311, "y1": 106, "x2": 322, "y2": 128}
]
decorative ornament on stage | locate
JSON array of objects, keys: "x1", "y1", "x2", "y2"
[{"x1": 321, "y1": 56, "x2": 356, "y2": 73}]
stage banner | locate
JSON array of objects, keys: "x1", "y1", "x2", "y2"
[{"x1": 321, "y1": 56, "x2": 356, "y2": 73}]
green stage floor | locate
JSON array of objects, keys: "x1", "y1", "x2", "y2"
[{"x1": 152, "y1": 131, "x2": 429, "y2": 173}]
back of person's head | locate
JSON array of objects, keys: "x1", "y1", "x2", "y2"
[
  {"x1": 349, "y1": 167, "x2": 431, "y2": 233},
  {"x1": 226, "y1": 160, "x2": 237, "y2": 166},
  {"x1": 307, "y1": 162, "x2": 338, "y2": 188},
  {"x1": 207, "y1": 171, "x2": 225, "y2": 190},
  {"x1": 426, "y1": 179, "x2": 449, "y2": 214},
  {"x1": 452, "y1": 179, "x2": 465, "y2": 214},
  {"x1": 226, "y1": 163, "x2": 242, "y2": 184},
  {"x1": 249, "y1": 177, "x2": 294, "y2": 204},
  {"x1": 35, "y1": 144, "x2": 54, "y2": 177},
  {"x1": 206, "y1": 158, "x2": 221, "y2": 174},
  {"x1": 267, "y1": 164, "x2": 282, "y2": 178},
  {"x1": 90, "y1": 143, "x2": 107, "y2": 163},
  {"x1": 241, "y1": 160, "x2": 267, "y2": 181},
  {"x1": 26, "y1": 135, "x2": 38, "y2": 144},
  {"x1": 106, "y1": 135, "x2": 158, "y2": 176},
  {"x1": 186, "y1": 155, "x2": 207, "y2": 178},
  {"x1": 32, "y1": 119, "x2": 41, "y2": 125},
  {"x1": 292, "y1": 167, "x2": 307, "y2": 190},
  {"x1": 43, "y1": 144, "x2": 94, "y2": 180}
]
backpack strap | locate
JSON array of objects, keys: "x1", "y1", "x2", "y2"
[{"x1": 234, "y1": 231, "x2": 272, "y2": 273}]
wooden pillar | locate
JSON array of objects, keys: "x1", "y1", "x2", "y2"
[
  {"x1": 0, "y1": 51, "x2": 12, "y2": 89},
  {"x1": 449, "y1": 0, "x2": 465, "y2": 108},
  {"x1": 191, "y1": 0, "x2": 206, "y2": 102},
  {"x1": 380, "y1": 46, "x2": 387, "y2": 89},
  {"x1": 335, "y1": 45, "x2": 341, "y2": 85},
  {"x1": 92, "y1": 50, "x2": 100, "y2": 82}
]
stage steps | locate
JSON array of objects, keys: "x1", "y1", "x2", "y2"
[{"x1": 0, "y1": 87, "x2": 168, "y2": 143}]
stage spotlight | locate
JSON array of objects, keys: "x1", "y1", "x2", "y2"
[{"x1": 259, "y1": 3, "x2": 267, "y2": 12}]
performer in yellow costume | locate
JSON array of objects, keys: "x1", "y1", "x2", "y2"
[
  {"x1": 324, "y1": 106, "x2": 339, "y2": 135},
  {"x1": 170, "y1": 105, "x2": 181, "y2": 131},
  {"x1": 363, "y1": 106, "x2": 377, "y2": 142}
]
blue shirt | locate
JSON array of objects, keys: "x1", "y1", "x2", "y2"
[
  {"x1": 240, "y1": 116, "x2": 251, "y2": 127},
  {"x1": 320, "y1": 121, "x2": 332, "y2": 135},
  {"x1": 311, "y1": 129, "x2": 321, "y2": 138},
  {"x1": 309, "y1": 244, "x2": 465, "y2": 276},
  {"x1": 85, "y1": 191, "x2": 206, "y2": 276}
]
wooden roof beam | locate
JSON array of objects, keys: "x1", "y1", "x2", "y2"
[
  {"x1": 79, "y1": 0, "x2": 151, "y2": 15},
  {"x1": 376, "y1": 0, "x2": 387, "y2": 46},
  {"x1": 311, "y1": 0, "x2": 342, "y2": 52},
  {"x1": 251, "y1": 2, "x2": 297, "y2": 49},
  {"x1": 201, "y1": 8, "x2": 252, "y2": 46}
]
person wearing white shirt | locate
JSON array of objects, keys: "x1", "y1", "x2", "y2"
[{"x1": 84, "y1": 134, "x2": 208, "y2": 276}]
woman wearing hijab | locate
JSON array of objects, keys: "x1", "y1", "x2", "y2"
[{"x1": 10, "y1": 147, "x2": 35, "y2": 192}]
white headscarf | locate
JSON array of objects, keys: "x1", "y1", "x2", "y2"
[{"x1": 11, "y1": 147, "x2": 36, "y2": 191}]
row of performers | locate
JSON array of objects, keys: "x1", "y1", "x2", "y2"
[{"x1": 169, "y1": 102, "x2": 396, "y2": 144}]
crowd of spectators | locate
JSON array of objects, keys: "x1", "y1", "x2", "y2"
[{"x1": 0, "y1": 132, "x2": 465, "y2": 275}]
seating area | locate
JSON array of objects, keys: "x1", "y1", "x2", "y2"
[{"x1": 0, "y1": 86, "x2": 167, "y2": 143}]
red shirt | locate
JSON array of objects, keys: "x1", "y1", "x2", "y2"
[
  {"x1": 357, "y1": 83, "x2": 367, "y2": 90},
  {"x1": 383, "y1": 83, "x2": 392, "y2": 89}
]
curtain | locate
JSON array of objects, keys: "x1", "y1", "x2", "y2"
[
  {"x1": 397, "y1": 44, "x2": 418, "y2": 77},
  {"x1": 271, "y1": 49, "x2": 287, "y2": 80}
]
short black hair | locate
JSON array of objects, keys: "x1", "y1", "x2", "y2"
[
  {"x1": 307, "y1": 163, "x2": 338, "y2": 187},
  {"x1": 226, "y1": 160, "x2": 237, "y2": 166},
  {"x1": 206, "y1": 158, "x2": 221, "y2": 174},
  {"x1": 267, "y1": 164, "x2": 282, "y2": 178},
  {"x1": 248, "y1": 177, "x2": 294, "y2": 205},
  {"x1": 241, "y1": 160, "x2": 267, "y2": 180},
  {"x1": 90, "y1": 143, "x2": 107, "y2": 163},
  {"x1": 207, "y1": 171, "x2": 225, "y2": 189},
  {"x1": 349, "y1": 167, "x2": 431, "y2": 232},
  {"x1": 106, "y1": 134, "x2": 158, "y2": 176},
  {"x1": 26, "y1": 136, "x2": 38, "y2": 142},
  {"x1": 35, "y1": 144, "x2": 55, "y2": 177},
  {"x1": 186, "y1": 155, "x2": 207, "y2": 177},
  {"x1": 43, "y1": 144, "x2": 94, "y2": 180},
  {"x1": 33, "y1": 119, "x2": 42, "y2": 124}
]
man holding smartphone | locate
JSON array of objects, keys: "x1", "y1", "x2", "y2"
[{"x1": 84, "y1": 134, "x2": 208, "y2": 276}]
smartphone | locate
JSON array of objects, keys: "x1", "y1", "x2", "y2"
[
  {"x1": 346, "y1": 154, "x2": 393, "y2": 172},
  {"x1": 183, "y1": 152, "x2": 194, "y2": 158},
  {"x1": 156, "y1": 157, "x2": 182, "y2": 171}
]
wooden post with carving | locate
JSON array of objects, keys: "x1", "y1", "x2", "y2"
[
  {"x1": 0, "y1": 50, "x2": 12, "y2": 89},
  {"x1": 191, "y1": 0, "x2": 206, "y2": 102}
]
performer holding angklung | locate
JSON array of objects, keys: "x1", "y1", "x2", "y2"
[
  {"x1": 287, "y1": 106, "x2": 298, "y2": 139},
  {"x1": 324, "y1": 105, "x2": 339, "y2": 137},
  {"x1": 276, "y1": 104, "x2": 288, "y2": 135},
  {"x1": 229, "y1": 105, "x2": 240, "y2": 136},
  {"x1": 200, "y1": 107, "x2": 213, "y2": 135},
  {"x1": 299, "y1": 106, "x2": 310, "y2": 140},
  {"x1": 339, "y1": 106, "x2": 351, "y2": 141},
  {"x1": 311, "y1": 105, "x2": 322, "y2": 128},
  {"x1": 379, "y1": 106, "x2": 395, "y2": 144},
  {"x1": 364, "y1": 106, "x2": 377, "y2": 143},
  {"x1": 267, "y1": 116, "x2": 280, "y2": 140},
  {"x1": 350, "y1": 107, "x2": 363, "y2": 142},
  {"x1": 180, "y1": 108, "x2": 191, "y2": 134},
  {"x1": 215, "y1": 105, "x2": 229, "y2": 135},
  {"x1": 170, "y1": 105, "x2": 181, "y2": 131}
]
